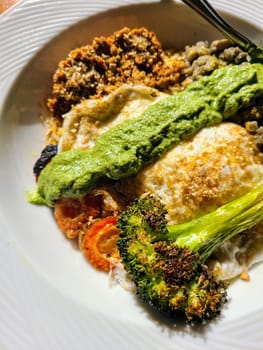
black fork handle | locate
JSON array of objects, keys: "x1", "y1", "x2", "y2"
[{"x1": 181, "y1": 0, "x2": 257, "y2": 52}]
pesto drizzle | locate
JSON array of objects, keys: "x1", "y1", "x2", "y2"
[{"x1": 29, "y1": 63, "x2": 263, "y2": 207}]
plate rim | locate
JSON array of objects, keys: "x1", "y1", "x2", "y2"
[{"x1": 0, "y1": 1, "x2": 263, "y2": 349}]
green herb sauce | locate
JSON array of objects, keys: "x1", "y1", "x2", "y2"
[{"x1": 29, "y1": 63, "x2": 263, "y2": 207}]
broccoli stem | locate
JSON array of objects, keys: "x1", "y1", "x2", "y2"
[{"x1": 166, "y1": 184, "x2": 263, "y2": 263}]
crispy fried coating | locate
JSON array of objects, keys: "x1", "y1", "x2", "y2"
[{"x1": 47, "y1": 27, "x2": 185, "y2": 118}]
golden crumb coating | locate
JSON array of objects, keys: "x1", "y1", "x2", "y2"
[{"x1": 47, "y1": 27, "x2": 185, "y2": 119}]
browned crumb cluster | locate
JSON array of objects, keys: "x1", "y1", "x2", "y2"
[{"x1": 47, "y1": 27, "x2": 185, "y2": 119}]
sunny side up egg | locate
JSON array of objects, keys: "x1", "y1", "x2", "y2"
[{"x1": 121, "y1": 122, "x2": 263, "y2": 224}]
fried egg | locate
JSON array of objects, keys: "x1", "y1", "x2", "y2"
[
  {"x1": 119, "y1": 122, "x2": 263, "y2": 224},
  {"x1": 58, "y1": 84, "x2": 168, "y2": 152}
]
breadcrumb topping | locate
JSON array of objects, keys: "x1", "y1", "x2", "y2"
[{"x1": 117, "y1": 123, "x2": 263, "y2": 224}]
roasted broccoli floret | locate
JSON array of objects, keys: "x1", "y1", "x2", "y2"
[{"x1": 117, "y1": 185, "x2": 263, "y2": 322}]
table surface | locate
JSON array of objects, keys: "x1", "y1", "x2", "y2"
[{"x1": 0, "y1": 0, "x2": 17, "y2": 13}]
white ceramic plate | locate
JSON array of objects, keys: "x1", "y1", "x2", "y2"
[{"x1": 0, "y1": 0, "x2": 263, "y2": 349}]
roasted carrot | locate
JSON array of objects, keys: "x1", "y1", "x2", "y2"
[
  {"x1": 82, "y1": 216, "x2": 120, "y2": 272},
  {"x1": 54, "y1": 194, "x2": 102, "y2": 239}
]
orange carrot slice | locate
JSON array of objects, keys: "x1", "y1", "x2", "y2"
[{"x1": 82, "y1": 216, "x2": 120, "y2": 272}]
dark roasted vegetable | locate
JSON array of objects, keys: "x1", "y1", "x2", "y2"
[
  {"x1": 117, "y1": 185, "x2": 263, "y2": 322},
  {"x1": 33, "y1": 144, "x2": 58, "y2": 178}
]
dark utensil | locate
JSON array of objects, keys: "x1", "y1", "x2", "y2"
[{"x1": 181, "y1": 0, "x2": 263, "y2": 63}]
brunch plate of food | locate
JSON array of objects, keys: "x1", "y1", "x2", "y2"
[{"x1": 0, "y1": 0, "x2": 263, "y2": 349}]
